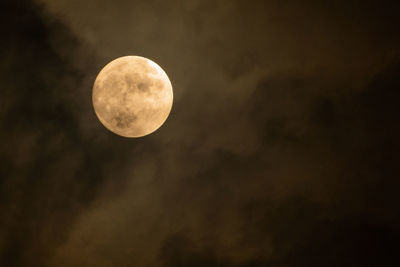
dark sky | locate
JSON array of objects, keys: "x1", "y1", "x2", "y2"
[{"x1": 1, "y1": 0, "x2": 400, "y2": 266}]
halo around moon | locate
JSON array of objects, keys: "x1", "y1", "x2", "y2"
[{"x1": 92, "y1": 56, "x2": 173, "y2": 138}]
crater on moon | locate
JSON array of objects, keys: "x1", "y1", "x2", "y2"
[{"x1": 92, "y1": 56, "x2": 173, "y2": 138}]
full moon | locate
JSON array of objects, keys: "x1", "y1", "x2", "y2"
[{"x1": 92, "y1": 56, "x2": 173, "y2": 137}]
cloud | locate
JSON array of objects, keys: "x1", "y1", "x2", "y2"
[{"x1": 1, "y1": 0, "x2": 400, "y2": 266}]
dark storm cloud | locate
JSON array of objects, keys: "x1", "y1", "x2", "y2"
[
  {"x1": 1, "y1": 0, "x2": 400, "y2": 266},
  {"x1": 0, "y1": 1, "x2": 134, "y2": 266}
]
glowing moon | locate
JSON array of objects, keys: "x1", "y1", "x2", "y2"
[{"x1": 92, "y1": 56, "x2": 173, "y2": 137}]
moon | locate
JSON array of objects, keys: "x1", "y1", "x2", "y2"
[{"x1": 92, "y1": 56, "x2": 173, "y2": 138}]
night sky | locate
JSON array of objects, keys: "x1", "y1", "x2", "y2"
[{"x1": 1, "y1": 0, "x2": 400, "y2": 266}]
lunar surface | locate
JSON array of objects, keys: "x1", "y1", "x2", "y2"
[{"x1": 92, "y1": 56, "x2": 173, "y2": 137}]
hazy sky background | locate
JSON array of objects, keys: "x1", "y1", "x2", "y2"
[{"x1": 1, "y1": 0, "x2": 400, "y2": 266}]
